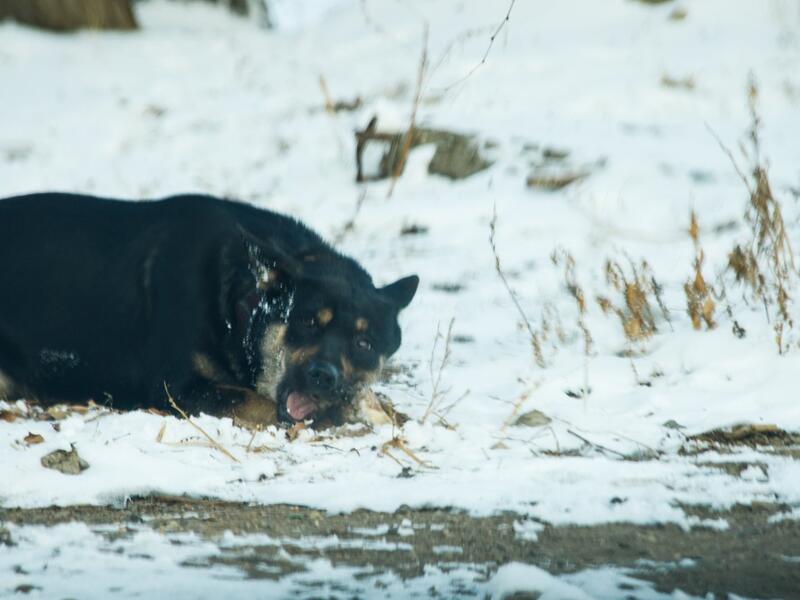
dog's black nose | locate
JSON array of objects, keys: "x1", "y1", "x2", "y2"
[{"x1": 305, "y1": 361, "x2": 340, "y2": 391}]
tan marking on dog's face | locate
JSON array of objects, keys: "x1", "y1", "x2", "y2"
[
  {"x1": 287, "y1": 345, "x2": 319, "y2": 365},
  {"x1": 340, "y1": 355, "x2": 385, "y2": 384},
  {"x1": 355, "y1": 317, "x2": 369, "y2": 332},
  {"x1": 255, "y1": 323, "x2": 288, "y2": 399},
  {"x1": 317, "y1": 308, "x2": 334, "y2": 327}
]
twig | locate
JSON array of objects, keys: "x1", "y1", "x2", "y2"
[
  {"x1": 705, "y1": 123, "x2": 753, "y2": 196},
  {"x1": 245, "y1": 426, "x2": 260, "y2": 453},
  {"x1": 439, "y1": 0, "x2": 516, "y2": 92},
  {"x1": 566, "y1": 429, "x2": 625, "y2": 458},
  {"x1": 499, "y1": 388, "x2": 532, "y2": 434},
  {"x1": 420, "y1": 318, "x2": 455, "y2": 424},
  {"x1": 381, "y1": 436, "x2": 434, "y2": 468},
  {"x1": 490, "y1": 204, "x2": 546, "y2": 367},
  {"x1": 319, "y1": 75, "x2": 335, "y2": 113},
  {"x1": 163, "y1": 382, "x2": 239, "y2": 463},
  {"x1": 333, "y1": 189, "x2": 367, "y2": 246},
  {"x1": 387, "y1": 24, "x2": 428, "y2": 199}
]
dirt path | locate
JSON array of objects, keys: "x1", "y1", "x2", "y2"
[{"x1": 2, "y1": 498, "x2": 799, "y2": 598}]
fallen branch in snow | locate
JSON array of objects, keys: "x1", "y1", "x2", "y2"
[
  {"x1": 489, "y1": 204, "x2": 546, "y2": 368},
  {"x1": 566, "y1": 429, "x2": 625, "y2": 459},
  {"x1": 163, "y1": 383, "x2": 239, "y2": 463},
  {"x1": 381, "y1": 436, "x2": 434, "y2": 468},
  {"x1": 439, "y1": 0, "x2": 517, "y2": 92},
  {"x1": 386, "y1": 25, "x2": 428, "y2": 199}
]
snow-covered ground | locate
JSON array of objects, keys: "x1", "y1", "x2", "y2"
[
  {"x1": 1, "y1": 0, "x2": 800, "y2": 596},
  {"x1": 2, "y1": 521, "x2": 713, "y2": 600}
]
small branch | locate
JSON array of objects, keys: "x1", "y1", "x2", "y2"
[
  {"x1": 333, "y1": 189, "x2": 367, "y2": 246},
  {"x1": 490, "y1": 204, "x2": 546, "y2": 367},
  {"x1": 163, "y1": 382, "x2": 239, "y2": 463},
  {"x1": 387, "y1": 24, "x2": 428, "y2": 199},
  {"x1": 566, "y1": 429, "x2": 625, "y2": 459},
  {"x1": 705, "y1": 123, "x2": 753, "y2": 196},
  {"x1": 499, "y1": 388, "x2": 532, "y2": 434},
  {"x1": 319, "y1": 75, "x2": 335, "y2": 113},
  {"x1": 439, "y1": 0, "x2": 516, "y2": 92},
  {"x1": 421, "y1": 318, "x2": 455, "y2": 424}
]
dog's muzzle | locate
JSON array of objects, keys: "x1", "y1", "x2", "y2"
[{"x1": 284, "y1": 360, "x2": 343, "y2": 421}]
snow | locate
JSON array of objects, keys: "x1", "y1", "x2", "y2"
[
  {"x1": 2, "y1": 0, "x2": 800, "y2": 539},
  {"x1": 1, "y1": 522, "x2": 712, "y2": 599}
]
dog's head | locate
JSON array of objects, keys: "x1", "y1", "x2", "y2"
[{"x1": 242, "y1": 240, "x2": 418, "y2": 425}]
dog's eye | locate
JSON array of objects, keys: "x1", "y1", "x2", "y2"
[{"x1": 355, "y1": 337, "x2": 372, "y2": 352}]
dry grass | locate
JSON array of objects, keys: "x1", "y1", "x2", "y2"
[
  {"x1": 597, "y1": 259, "x2": 662, "y2": 346},
  {"x1": 552, "y1": 249, "x2": 593, "y2": 394},
  {"x1": 718, "y1": 80, "x2": 797, "y2": 353},
  {"x1": 163, "y1": 383, "x2": 239, "y2": 463},
  {"x1": 684, "y1": 211, "x2": 717, "y2": 330}
]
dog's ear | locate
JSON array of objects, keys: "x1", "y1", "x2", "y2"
[{"x1": 381, "y1": 275, "x2": 419, "y2": 309}]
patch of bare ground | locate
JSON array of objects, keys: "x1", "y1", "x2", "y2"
[{"x1": 2, "y1": 498, "x2": 799, "y2": 598}]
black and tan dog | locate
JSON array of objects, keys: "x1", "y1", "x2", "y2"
[{"x1": 0, "y1": 193, "x2": 418, "y2": 427}]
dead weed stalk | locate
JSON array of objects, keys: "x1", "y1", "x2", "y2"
[
  {"x1": 386, "y1": 25, "x2": 428, "y2": 199},
  {"x1": 420, "y1": 318, "x2": 456, "y2": 425},
  {"x1": 552, "y1": 249, "x2": 593, "y2": 394},
  {"x1": 597, "y1": 259, "x2": 664, "y2": 347},
  {"x1": 489, "y1": 204, "x2": 546, "y2": 367},
  {"x1": 163, "y1": 382, "x2": 239, "y2": 463},
  {"x1": 717, "y1": 79, "x2": 797, "y2": 352},
  {"x1": 684, "y1": 211, "x2": 717, "y2": 330}
]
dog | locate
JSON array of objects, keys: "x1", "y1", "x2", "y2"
[{"x1": 0, "y1": 192, "x2": 418, "y2": 428}]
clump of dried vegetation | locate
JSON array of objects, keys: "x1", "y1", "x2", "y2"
[
  {"x1": 684, "y1": 211, "x2": 716, "y2": 330},
  {"x1": 487, "y1": 78, "x2": 798, "y2": 409},
  {"x1": 596, "y1": 259, "x2": 670, "y2": 349},
  {"x1": 719, "y1": 81, "x2": 797, "y2": 353},
  {"x1": 552, "y1": 249, "x2": 593, "y2": 394}
]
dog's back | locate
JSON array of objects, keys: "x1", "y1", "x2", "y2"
[{"x1": 0, "y1": 193, "x2": 315, "y2": 408}]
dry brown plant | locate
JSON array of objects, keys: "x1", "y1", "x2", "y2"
[
  {"x1": 597, "y1": 259, "x2": 660, "y2": 346},
  {"x1": 552, "y1": 249, "x2": 593, "y2": 394},
  {"x1": 684, "y1": 211, "x2": 717, "y2": 330},
  {"x1": 716, "y1": 80, "x2": 797, "y2": 352},
  {"x1": 386, "y1": 26, "x2": 428, "y2": 199}
]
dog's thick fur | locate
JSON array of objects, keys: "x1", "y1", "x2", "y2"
[{"x1": 0, "y1": 193, "x2": 418, "y2": 426}]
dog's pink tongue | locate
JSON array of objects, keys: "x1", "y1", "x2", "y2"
[{"x1": 287, "y1": 392, "x2": 317, "y2": 421}]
